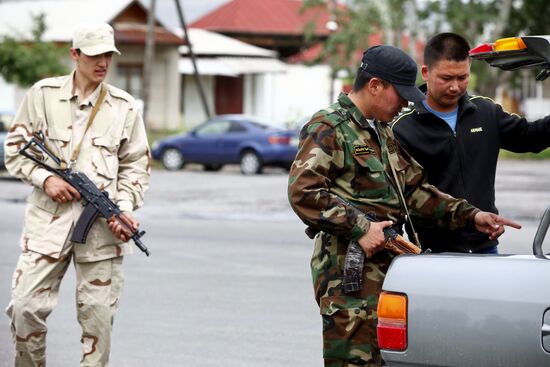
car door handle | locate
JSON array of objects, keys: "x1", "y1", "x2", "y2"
[{"x1": 542, "y1": 324, "x2": 550, "y2": 337}]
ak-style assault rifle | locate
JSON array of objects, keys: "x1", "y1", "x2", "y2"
[
  {"x1": 342, "y1": 213, "x2": 422, "y2": 293},
  {"x1": 306, "y1": 212, "x2": 422, "y2": 293},
  {"x1": 19, "y1": 133, "x2": 150, "y2": 256}
]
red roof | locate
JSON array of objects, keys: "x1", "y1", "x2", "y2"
[
  {"x1": 115, "y1": 27, "x2": 184, "y2": 46},
  {"x1": 190, "y1": 0, "x2": 340, "y2": 36},
  {"x1": 287, "y1": 33, "x2": 425, "y2": 65}
]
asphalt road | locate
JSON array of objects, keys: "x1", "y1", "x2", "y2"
[{"x1": 0, "y1": 160, "x2": 549, "y2": 366}]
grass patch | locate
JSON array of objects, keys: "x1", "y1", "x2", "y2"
[
  {"x1": 147, "y1": 128, "x2": 186, "y2": 147},
  {"x1": 499, "y1": 148, "x2": 550, "y2": 160}
]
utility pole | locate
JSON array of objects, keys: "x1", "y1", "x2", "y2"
[
  {"x1": 143, "y1": 0, "x2": 157, "y2": 127},
  {"x1": 326, "y1": 0, "x2": 338, "y2": 104},
  {"x1": 174, "y1": 0, "x2": 211, "y2": 119},
  {"x1": 404, "y1": 0, "x2": 418, "y2": 62}
]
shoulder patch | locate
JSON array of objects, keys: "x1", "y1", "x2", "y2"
[
  {"x1": 33, "y1": 75, "x2": 67, "y2": 89},
  {"x1": 107, "y1": 84, "x2": 135, "y2": 103},
  {"x1": 311, "y1": 108, "x2": 347, "y2": 128}
]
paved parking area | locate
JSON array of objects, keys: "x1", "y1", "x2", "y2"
[{"x1": 0, "y1": 160, "x2": 549, "y2": 366}]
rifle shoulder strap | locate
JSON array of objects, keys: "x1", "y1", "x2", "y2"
[
  {"x1": 387, "y1": 157, "x2": 422, "y2": 247},
  {"x1": 64, "y1": 84, "x2": 107, "y2": 168},
  {"x1": 376, "y1": 122, "x2": 422, "y2": 247}
]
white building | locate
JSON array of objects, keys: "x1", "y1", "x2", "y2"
[
  {"x1": 179, "y1": 28, "x2": 338, "y2": 128},
  {"x1": 0, "y1": 0, "x2": 183, "y2": 130}
]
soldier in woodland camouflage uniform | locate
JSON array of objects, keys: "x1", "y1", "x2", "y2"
[
  {"x1": 288, "y1": 45, "x2": 520, "y2": 367},
  {"x1": 4, "y1": 23, "x2": 150, "y2": 367}
]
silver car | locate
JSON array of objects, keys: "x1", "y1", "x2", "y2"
[{"x1": 380, "y1": 36, "x2": 550, "y2": 367}]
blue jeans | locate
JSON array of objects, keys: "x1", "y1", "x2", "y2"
[{"x1": 476, "y1": 245, "x2": 498, "y2": 254}]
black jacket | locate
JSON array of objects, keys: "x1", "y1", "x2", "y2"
[{"x1": 392, "y1": 90, "x2": 550, "y2": 252}]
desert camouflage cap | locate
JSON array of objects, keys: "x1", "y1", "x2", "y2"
[{"x1": 72, "y1": 22, "x2": 120, "y2": 56}]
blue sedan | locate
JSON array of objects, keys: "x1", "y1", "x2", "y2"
[{"x1": 151, "y1": 115, "x2": 299, "y2": 174}]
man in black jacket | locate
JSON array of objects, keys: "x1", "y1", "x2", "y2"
[{"x1": 392, "y1": 32, "x2": 550, "y2": 254}]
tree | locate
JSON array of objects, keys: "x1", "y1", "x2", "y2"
[
  {"x1": 300, "y1": 0, "x2": 435, "y2": 79},
  {"x1": 301, "y1": 0, "x2": 521, "y2": 97},
  {"x1": 0, "y1": 13, "x2": 68, "y2": 87},
  {"x1": 506, "y1": 0, "x2": 550, "y2": 36},
  {"x1": 416, "y1": 0, "x2": 514, "y2": 97},
  {"x1": 301, "y1": 0, "x2": 382, "y2": 73}
]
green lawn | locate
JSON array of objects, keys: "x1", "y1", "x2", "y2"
[
  {"x1": 500, "y1": 148, "x2": 550, "y2": 160},
  {"x1": 147, "y1": 129, "x2": 185, "y2": 147}
]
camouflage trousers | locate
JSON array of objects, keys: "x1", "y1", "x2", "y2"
[
  {"x1": 312, "y1": 232, "x2": 393, "y2": 367},
  {"x1": 5, "y1": 241, "x2": 124, "y2": 367}
]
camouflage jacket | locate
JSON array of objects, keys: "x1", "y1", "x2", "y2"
[
  {"x1": 288, "y1": 93, "x2": 479, "y2": 242},
  {"x1": 5, "y1": 72, "x2": 150, "y2": 261}
]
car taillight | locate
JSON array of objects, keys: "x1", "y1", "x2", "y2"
[
  {"x1": 469, "y1": 43, "x2": 494, "y2": 57},
  {"x1": 469, "y1": 37, "x2": 527, "y2": 57},
  {"x1": 377, "y1": 291, "x2": 408, "y2": 351},
  {"x1": 268, "y1": 135, "x2": 290, "y2": 145},
  {"x1": 494, "y1": 37, "x2": 527, "y2": 52}
]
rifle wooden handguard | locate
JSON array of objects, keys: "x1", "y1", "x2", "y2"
[{"x1": 385, "y1": 235, "x2": 421, "y2": 255}]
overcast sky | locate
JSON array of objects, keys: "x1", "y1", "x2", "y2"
[
  {"x1": 152, "y1": 0, "x2": 229, "y2": 28},
  {"x1": 0, "y1": 0, "x2": 229, "y2": 29}
]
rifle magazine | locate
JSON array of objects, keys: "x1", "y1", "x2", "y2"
[
  {"x1": 342, "y1": 241, "x2": 365, "y2": 294},
  {"x1": 70, "y1": 202, "x2": 101, "y2": 243}
]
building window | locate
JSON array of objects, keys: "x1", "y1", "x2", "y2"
[{"x1": 116, "y1": 64, "x2": 143, "y2": 99}]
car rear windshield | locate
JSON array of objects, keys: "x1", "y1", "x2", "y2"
[
  {"x1": 248, "y1": 121, "x2": 270, "y2": 130},
  {"x1": 249, "y1": 120, "x2": 286, "y2": 132}
]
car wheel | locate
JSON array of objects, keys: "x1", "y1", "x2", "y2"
[
  {"x1": 161, "y1": 148, "x2": 184, "y2": 171},
  {"x1": 204, "y1": 164, "x2": 223, "y2": 172},
  {"x1": 240, "y1": 150, "x2": 263, "y2": 175}
]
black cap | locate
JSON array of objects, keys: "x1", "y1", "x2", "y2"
[{"x1": 360, "y1": 45, "x2": 425, "y2": 103}]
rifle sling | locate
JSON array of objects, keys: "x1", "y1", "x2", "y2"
[
  {"x1": 387, "y1": 149, "x2": 422, "y2": 248},
  {"x1": 64, "y1": 84, "x2": 107, "y2": 169}
]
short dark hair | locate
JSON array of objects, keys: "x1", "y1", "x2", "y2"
[
  {"x1": 352, "y1": 70, "x2": 389, "y2": 92},
  {"x1": 424, "y1": 33, "x2": 471, "y2": 68}
]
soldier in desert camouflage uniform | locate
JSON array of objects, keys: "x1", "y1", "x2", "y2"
[
  {"x1": 4, "y1": 23, "x2": 150, "y2": 367},
  {"x1": 288, "y1": 45, "x2": 520, "y2": 367}
]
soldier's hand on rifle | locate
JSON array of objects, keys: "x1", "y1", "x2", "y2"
[
  {"x1": 44, "y1": 176, "x2": 81, "y2": 204},
  {"x1": 358, "y1": 220, "x2": 394, "y2": 258},
  {"x1": 474, "y1": 211, "x2": 522, "y2": 240},
  {"x1": 107, "y1": 212, "x2": 138, "y2": 242}
]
